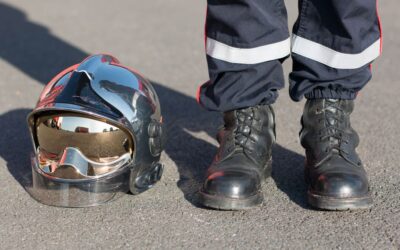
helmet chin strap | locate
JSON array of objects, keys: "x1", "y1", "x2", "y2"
[{"x1": 38, "y1": 147, "x2": 131, "y2": 179}]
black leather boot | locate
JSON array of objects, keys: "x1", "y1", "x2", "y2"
[
  {"x1": 199, "y1": 105, "x2": 276, "y2": 210},
  {"x1": 300, "y1": 99, "x2": 372, "y2": 210}
]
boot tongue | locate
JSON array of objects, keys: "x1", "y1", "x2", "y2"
[
  {"x1": 325, "y1": 99, "x2": 340, "y2": 113},
  {"x1": 327, "y1": 98, "x2": 338, "y2": 102},
  {"x1": 324, "y1": 100, "x2": 341, "y2": 131}
]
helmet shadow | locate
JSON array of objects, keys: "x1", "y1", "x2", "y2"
[{"x1": 0, "y1": 109, "x2": 34, "y2": 189}]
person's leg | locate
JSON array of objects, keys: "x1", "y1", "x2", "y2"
[
  {"x1": 290, "y1": 0, "x2": 382, "y2": 210},
  {"x1": 290, "y1": 0, "x2": 381, "y2": 100},
  {"x1": 198, "y1": 0, "x2": 290, "y2": 112},
  {"x1": 198, "y1": 0, "x2": 289, "y2": 210}
]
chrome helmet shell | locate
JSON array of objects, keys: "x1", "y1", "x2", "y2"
[{"x1": 26, "y1": 54, "x2": 164, "y2": 207}]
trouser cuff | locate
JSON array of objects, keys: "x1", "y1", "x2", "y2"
[{"x1": 304, "y1": 87, "x2": 357, "y2": 100}]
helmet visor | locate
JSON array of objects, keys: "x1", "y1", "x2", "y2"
[
  {"x1": 27, "y1": 114, "x2": 134, "y2": 207},
  {"x1": 35, "y1": 115, "x2": 132, "y2": 164}
]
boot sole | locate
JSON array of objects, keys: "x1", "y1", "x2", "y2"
[
  {"x1": 308, "y1": 191, "x2": 373, "y2": 211},
  {"x1": 198, "y1": 160, "x2": 272, "y2": 211},
  {"x1": 198, "y1": 191, "x2": 264, "y2": 210}
]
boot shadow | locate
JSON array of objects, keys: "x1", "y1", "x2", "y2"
[
  {"x1": 153, "y1": 83, "x2": 220, "y2": 207},
  {"x1": 271, "y1": 144, "x2": 310, "y2": 209}
]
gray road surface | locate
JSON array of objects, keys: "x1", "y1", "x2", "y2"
[{"x1": 0, "y1": 1, "x2": 399, "y2": 249}]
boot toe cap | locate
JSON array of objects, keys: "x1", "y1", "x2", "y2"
[
  {"x1": 202, "y1": 170, "x2": 261, "y2": 199},
  {"x1": 312, "y1": 172, "x2": 369, "y2": 198}
]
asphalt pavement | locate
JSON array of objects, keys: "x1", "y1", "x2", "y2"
[{"x1": 0, "y1": 0, "x2": 399, "y2": 249}]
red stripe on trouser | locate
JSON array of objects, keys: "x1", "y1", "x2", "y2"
[
  {"x1": 370, "y1": 0, "x2": 383, "y2": 72},
  {"x1": 196, "y1": 83, "x2": 202, "y2": 104}
]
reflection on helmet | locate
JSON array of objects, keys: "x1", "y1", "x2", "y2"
[{"x1": 26, "y1": 54, "x2": 164, "y2": 207}]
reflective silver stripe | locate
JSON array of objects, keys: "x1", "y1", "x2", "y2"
[
  {"x1": 291, "y1": 35, "x2": 381, "y2": 69},
  {"x1": 206, "y1": 37, "x2": 291, "y2": 64}
]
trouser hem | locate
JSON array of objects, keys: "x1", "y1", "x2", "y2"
[{"x1": 304, "y1": 88, "x2": 357, "y2": 100}]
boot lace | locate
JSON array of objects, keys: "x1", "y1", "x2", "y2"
[
  {"x1": 318, "y1": 100, "x2": 350, "y2": 155},
  {"x1": 232, "y1": 108, "x2": 257, "y2": 153}
]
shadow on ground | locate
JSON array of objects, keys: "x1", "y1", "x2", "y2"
[
  {"x1": 0, "y1": 2, "x2": 308, "y2": 209},
  {"x1": 0, "y1": 2, "x2": 87, "y2": 84},
  {"x1": 0, "y1": 109, "x2": 33, "y2": 188},
  {"x1": 272, "y1": 144, "x2": 308, "y2": 209}
]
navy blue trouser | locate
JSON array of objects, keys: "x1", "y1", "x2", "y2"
[{"x1": 198, "y1": 0, "x2": 382, "y2": 111}]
